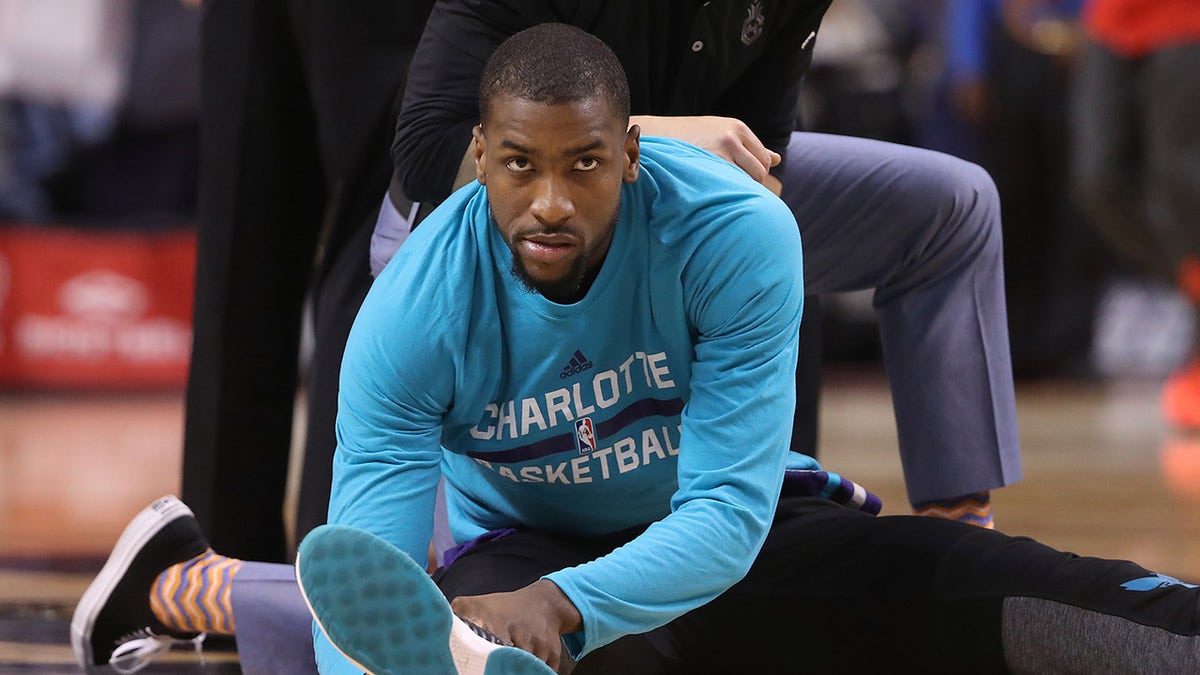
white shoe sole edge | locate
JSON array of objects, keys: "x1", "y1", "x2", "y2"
[
  {"x1": 69, "y1": 495, "x2": 194, "y2": 670},
  {"x1": 293, "y1": 556, "x2": 378, "y2": 675},
  {"x1": 448, "y1": 613, "x2": 504, "y2": 675}
]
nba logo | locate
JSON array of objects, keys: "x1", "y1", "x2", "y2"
[{"x1": 575, "y1": 417, "x2": 596, "y2": 454}]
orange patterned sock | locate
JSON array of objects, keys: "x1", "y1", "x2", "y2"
[
  {"x1": 149, "y1": 548, "x2": 243, "y2": 634},
  {"x1": 912, "y1": 491, "x2": 994, "y2": 529}
]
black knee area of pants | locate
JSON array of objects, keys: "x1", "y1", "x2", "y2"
[{"x1": 433, "y1": 526, "x2": 647, "y2": 601}]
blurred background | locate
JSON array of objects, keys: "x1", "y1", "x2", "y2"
[{"x1": 2, "y1": 0, "x2": 1200, "y2": 669}]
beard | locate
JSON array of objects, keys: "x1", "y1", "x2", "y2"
[
  {"x1": 509, "y1": 250, "x2": 589, "y2": 303},
  {"x1": 496, "y1": 200, "x2": 620, "y2": 304}
]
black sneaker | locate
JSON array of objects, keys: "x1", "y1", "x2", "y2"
[
  {"x1": 71, "y1": 495, "x2": 211, "y2": 673},
  {"x1": 296, "y1": 524, "x2": 556, "y2": 675}
]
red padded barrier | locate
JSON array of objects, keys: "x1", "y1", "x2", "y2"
[{"x1": 0, "y1": 225, "x2": 195, "y2": 388}]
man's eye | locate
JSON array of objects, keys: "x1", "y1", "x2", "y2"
[
  {"x1": 574, "y1": 157, "x2": 599, "y2": 171},
  {"x1": 505, "y1": 158, "x2": 532, "y2": 172}
]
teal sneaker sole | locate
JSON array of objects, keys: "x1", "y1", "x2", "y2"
[{"x1": 296, "y1": 525, "x2": 556, "y2": 675}]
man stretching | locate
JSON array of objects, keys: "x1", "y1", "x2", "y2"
[{"x1": 75, "y1": 23, "x2": 1200, "y2": 675}]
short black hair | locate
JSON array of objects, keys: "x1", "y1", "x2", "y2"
[{"x1": 479, "y1": 23, "x2": 630, "y2": 126}]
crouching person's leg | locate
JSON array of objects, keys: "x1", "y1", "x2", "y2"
[{"x1": 232, "y1": 561, "x2": 318, "y2": 674}]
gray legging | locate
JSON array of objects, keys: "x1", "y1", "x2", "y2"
[{"x1": 372, "y1": 132, "x2": 1021, "y2": 504}]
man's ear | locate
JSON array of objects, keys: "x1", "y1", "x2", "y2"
[
  {"x1": 623, "y1": 124, "x2": 641, "y2": 183},
  {"x1": 472, "y1": 125, "x2": 486, "y2": 185}
]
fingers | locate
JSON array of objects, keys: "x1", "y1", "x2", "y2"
[
  {"x1": 717, "y1": 125, "x2": 780, "y2": 185},
  {"x1": 451, "y1": 595, "x2": 563, "y2": 671},
  {"x1": 525, "y1": 633, "x2": 563, "y2": 672},
  {"x1": 497, "y1": 618, "x2": 562, "y2": 671},
  {"x1": 630, "y1": 115, "x2": 782, "y2": 188},
  {"x1": 479, "y1": 624, "x2": 562, "y2": 672}
]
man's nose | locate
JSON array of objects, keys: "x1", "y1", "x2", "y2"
[{"x1": 530, "y1": 175, "x2": 575, "y2": 225}]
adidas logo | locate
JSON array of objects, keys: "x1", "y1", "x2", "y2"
[{"x1": 559, "y1": 350, "x2": 594, "y2": 379}]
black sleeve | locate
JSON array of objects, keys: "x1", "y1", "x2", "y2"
[
  {"x1": 711, "y1": 0, "x2": 831, "y2": 171},
  {"x1": 391, "y1": 2, "x2": 499, "y2": 203},
  {"x1": 391, "y1": 0, "x2": 572, "y2": 204}
]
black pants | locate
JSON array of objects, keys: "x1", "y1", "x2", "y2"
[
  {"x1": 182, "y1": 0, "x2": 432, "y2": 562},
  {"x1": 437, "y1": 496, "x2": 1200, "y2": 673}
]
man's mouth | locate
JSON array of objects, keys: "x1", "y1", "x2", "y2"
[
  {"x1": 519, "y1": 235, "x2": 576, "y2": 265},
  {"x1": 514, "y1": 228, "x2": 578, "y2": 264}
]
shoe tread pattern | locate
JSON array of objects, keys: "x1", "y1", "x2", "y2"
[{"x1": 298, "y1": 525, "x2": 554, "y2": 675}]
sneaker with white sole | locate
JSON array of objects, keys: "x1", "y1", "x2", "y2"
[
  {"x1": 296, "y1": 524, "x2": 557, "y2": 675},
  {"x1": 71, "y1": 495, "x2": 211, "y2": 673}
]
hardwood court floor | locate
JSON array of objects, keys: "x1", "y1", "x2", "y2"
[{"x1": 1, "y1": 370, "x2": 1197, "y2": 672}]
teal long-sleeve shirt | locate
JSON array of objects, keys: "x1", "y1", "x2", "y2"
[{"x1": 318, "y1": 138, "x2": 811, "y2": 672}]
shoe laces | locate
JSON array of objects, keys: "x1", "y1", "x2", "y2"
[
  {"x1": 109, "y1": 628, "x2": 206, "y2": 674},
  {"x1": 460, "y1": 615, "x2": 512, "y2": 647}
]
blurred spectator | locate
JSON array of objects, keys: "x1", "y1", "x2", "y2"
[
  {"x1": 0, "y1": 0, "x2": 199, "y2": 227},
  {"x1": 935, "y1": 0, "x2": 1107, "y2": 378},
  {"x1": 1070, "y1": 0, "x2": 1200, "y2": 426}
]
